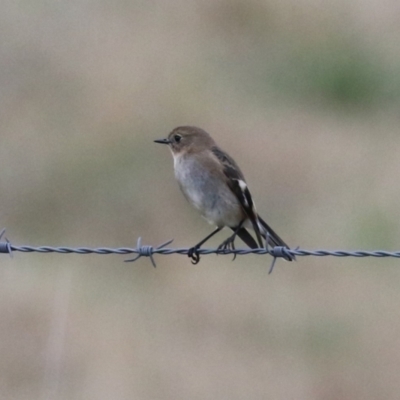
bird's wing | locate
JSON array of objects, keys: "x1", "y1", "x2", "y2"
[{"x1": 211, "y1": 146, "x2": 263, "y2": 247}]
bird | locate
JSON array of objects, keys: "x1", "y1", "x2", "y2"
[{"x1": 154, "y1": 126, "x2": 294, "y2": 264}]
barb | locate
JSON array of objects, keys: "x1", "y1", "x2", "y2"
[
  {"x1": 2, "y1": 229, "x2": 400, "y2": 268},
  {"x1": 124, "y1": 237, "x2": 174, "y2": 267},
  {"x1": 0, "y1": 229, "x2": 12, "y2": 258}
]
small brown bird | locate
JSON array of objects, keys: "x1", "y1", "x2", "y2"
[{"x1": 154, "y1": 126, "x2": 293, "y2": 264}]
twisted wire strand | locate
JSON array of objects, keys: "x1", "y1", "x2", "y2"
[
  {"x1": 5, "y1": 245, "x2": 400, "y2": 257},
  {"x1": 2, "y1": 228, "x2": 400, "y2": 271}
]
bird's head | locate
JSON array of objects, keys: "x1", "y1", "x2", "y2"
[{"x1": 154, "y1": 126, "x2": 215, "y2": 155}]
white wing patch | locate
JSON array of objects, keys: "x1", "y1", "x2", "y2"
[
  {"x1": 234, "y1": 178, "x2": 260, "y2": 217},
  {"x1": 234, "y1": 179, "x2": 249, "y2": 207},
  {"x1": 237, "y1": 179, "x2": 247, "y2": 191}
]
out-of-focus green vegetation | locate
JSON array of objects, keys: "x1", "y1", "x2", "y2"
[
  {"x1": 272, "y1": 41, "x2": 395, "y2": 108},
  {"x1": 1, "y1": 1, "x2": 400, "y2": 399}
]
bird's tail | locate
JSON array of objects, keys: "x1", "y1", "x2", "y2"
[
  {"x1": 257, "y1": 216, "x2": 295, "y2": 261},
  {"x1": 236, "y1": 228, "x2": 258, "y2": 249}
]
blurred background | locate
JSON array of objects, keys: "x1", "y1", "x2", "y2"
[{"x1": 1, "y1": 0, "x2": 400, "y2": 399}]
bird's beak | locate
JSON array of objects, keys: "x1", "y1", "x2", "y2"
[{"x1": 154, "y1": 138, "x2": 171, "y2": 145}]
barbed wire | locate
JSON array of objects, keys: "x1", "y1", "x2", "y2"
[{"x1": 1, "y1": 229, "x2": 400, "y2": 273}]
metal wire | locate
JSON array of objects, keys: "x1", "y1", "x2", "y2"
[{"x1": 1, "y1": 229, "x2": 400, "y2": 270}]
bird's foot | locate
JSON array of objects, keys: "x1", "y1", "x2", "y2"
[
  {"x1": 217, "y1": 236, "x2": 237, "y2": 261},
  {"x1": 188, "y1": 247, "x2": 201, "y2": 264}
]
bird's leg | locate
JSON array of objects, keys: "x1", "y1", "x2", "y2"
[
  {"x1": 217, "y1": 220, "x2": 245, "y2": 261},
  {"x1": 188, "y1": 226, "x2": 223, "y2": 264}
]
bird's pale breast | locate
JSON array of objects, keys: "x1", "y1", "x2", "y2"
[{"x1": 173, "y1": 153, "x2": 243, "y2": 227}]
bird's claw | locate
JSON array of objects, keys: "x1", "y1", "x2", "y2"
[{"x1": 188, "y1": 247, "x2": 201, "y2": 264}]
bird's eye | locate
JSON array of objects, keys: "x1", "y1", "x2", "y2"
[{"x1": 174, "y1": 135, "x2": 182, "y2": 143}]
